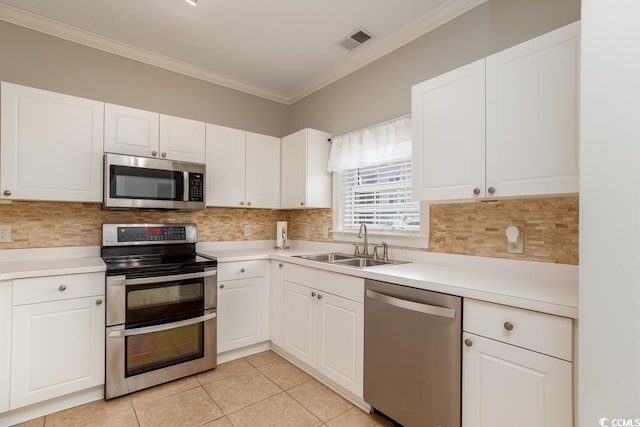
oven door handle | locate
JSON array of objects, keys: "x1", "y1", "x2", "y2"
[
  {"x1": 108, "y1": 269, "x2": 217, "y2": 286},
  {"x1": 108, "y1": 311, "x2": 217, "y2": 338}
]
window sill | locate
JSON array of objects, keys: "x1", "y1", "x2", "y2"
[{"x1": 332, "y1": 230, "x2": 429, "y2": 249}]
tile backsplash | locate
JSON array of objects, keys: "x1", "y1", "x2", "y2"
[{"x1": 0, "y1": 196, "x2": 578, "y2": 264}]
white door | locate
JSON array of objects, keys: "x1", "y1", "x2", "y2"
[
  {"x1": 217, "y1": 277, "x2": 268, "y2": 353},
  {"x1": 282, "y1": 280, "x2": 317, "y2": 367},
  {"x1": 10, "y1": 296, "x2": 105, "y2": 409},
  {"x1": 270, "y1": 261, "x2": 285, "y2": 346},
  {"x1": 412, "y1": 59, "x2": 486, "y2": 201},
  {"x1": 0, "y1": 82, "x2": 104, "y2": 202},
  {"x1": 462, "y1": 333, "x2": 573, "y2": 427},
  {"x1": 245, "y1": 132, "x2": 280, "y2": 208},
  {"x1": 104, "y1": 103, "x2": 159, "y2": 158},
  {"x1": 486, "y1": 22, "x2": 579, "y2": 197},
  {"x1": 317, "y1": 292, "x2": 363, "y2": 397},
  {"x1": 280, "y1": 130, "x2": 307, "y2": 208},
  {"x1": 205, "y1": 124, "x2": 247, "y2": 207},
  {"x1": 159, "y1": 114, "x2": 206, "y2": 163}
]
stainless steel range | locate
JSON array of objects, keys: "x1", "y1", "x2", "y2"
[{"x1": 102, "y1": 223, "x2": 217, "y2": 400}]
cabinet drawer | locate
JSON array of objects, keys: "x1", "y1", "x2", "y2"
[
  {"x1": 218, "y1": 260, "x2": 267, "y2": 281},
  {"x1": 13, "y1": 272, "x2": 105, "y2": 306},
  {"x1": 463, "y1": 299, "x2": 572, "y2": 361},
  {"x1": 318, "y1": 270, "x2": 364, "y2": 303},
  {"x1": 282, "y1": 263, "x2": 318, "y2": 288}
]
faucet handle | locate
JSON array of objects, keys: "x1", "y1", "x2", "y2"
[
  {"x1": 352, "y1": 243, "x2": 360, "y2": 255},
  {"x1": 372, "y1": 245, "x2": 382, "y2": 260},
  {"x1": 381, "y1": 241, "x2": 389, "y2": 261}
]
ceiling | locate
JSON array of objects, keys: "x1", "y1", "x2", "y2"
[{"x1": 0, "y1": 0, "x2": 484, "y2": 104}]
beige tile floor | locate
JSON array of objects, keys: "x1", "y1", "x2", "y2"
[{"x1": 13, "y1": 351, "x2": 393, "y2": 427}]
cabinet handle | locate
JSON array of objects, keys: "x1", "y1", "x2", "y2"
[
  {"x1": 96, "y1": 298, "x2": 103, "y2": 305},
  {"x1": 3, "y1": 190, "x2": 11, "y2": 196},
  {"x1": 488, "y1": 186, "x2": 496, "y2": 194},
  {"x1": 503, "y1": 321, "x2": 514, "y2": 331},
  {"x1": 247, "y1": 201, "x2": 252, "y2": 206},
  {"x1": 464, "y1": 338, "x2": 473, "y2": 347},
  {"x1": 317, "y1": 294, "x2": 322, "y2": 300},
  {"x1": 473, "y1": 188, "x2": 480, "y2": 195},
  {"x1": 58, "y1": 284, "x2": 67, "y2": 291},
  {"x1": 240, "y1": 268, "x2": 246, "y2": 273},
  {"x1": 152, "y1": 151, "x2": 158, "y2": 156},
  {"x1": 219, "y1": 284, "x2": 224, "y2": 289},
  {"x1": 278, "y1": 263, "x2": 283, "y2": 268},
  {"x1": 300, "y1": 201, "x2": 305, "y2": 206},
  {"x1": 311, "y1": 292, "x2": 316, "y2": 297},
  {"x1": 161, "y1": 152, "x2": 167, "y2": 158}
]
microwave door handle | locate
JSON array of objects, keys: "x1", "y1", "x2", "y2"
[
  {"x1": 184, "y1": 171, "x2": 190, "y2": 202},
  {"x1": 108, "y1": 311, "x2": 217, "y2": 338},
  {"x1": 107, "y1": 270, "x2": 217, "y2": 286}
]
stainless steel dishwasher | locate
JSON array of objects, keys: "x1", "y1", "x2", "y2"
[{"x1": 364, "y1": 279, "x2": 462, "y2": 427}]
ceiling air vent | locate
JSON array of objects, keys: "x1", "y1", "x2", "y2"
[{"x1": 338, "y1": 29, "x2": 374, "y2": 51}]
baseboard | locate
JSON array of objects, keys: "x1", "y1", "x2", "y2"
[{"x1": 217, "y1": 341, "x2": 271, "y2": 364}]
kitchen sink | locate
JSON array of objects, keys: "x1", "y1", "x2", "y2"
[{"x1": 293, "y1": 252, "x2": 407, "y2": 269}]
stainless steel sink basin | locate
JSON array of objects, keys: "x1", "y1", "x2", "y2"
[{"x1": 293, "y1": 252, "x2": 407, "y2": 269}]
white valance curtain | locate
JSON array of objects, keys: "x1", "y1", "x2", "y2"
[{"x1": 327, "y1": 115, "x2": 412, "y2": 172}]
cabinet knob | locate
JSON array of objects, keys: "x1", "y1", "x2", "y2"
[
  {"x1": 96, "y1": 298, "x2": 103, "y2": 305},
  {"x1": 3, "y1": 190, "x2": 11, "y2": 196},
  {"x1": 240, "y1": 201, "x2": 244, "y2": 206},
  {"x1": 161, "y1": 152, "x2": 167, "y2": 158},
  {"x1": 311, "y1": 292, "x2": 316, "y2": 297},
  {"x1": 152, "y1": 151, "x2": 158, "y2": 156},
  {"x1": 464, "y1": 338, "x2": 473, "y2": 347},
  {"x1": 300, "y1": 201, "x2": 305, "y2": 206},
  {"x1": 240, "y1": 268, "x2": 246, "y2": 273},
  {"x1": 317, "y1": 294, "x2": 322, "y2": 300},
  {"x1": 279, "y1": 263, "x2": 283, "y2": 268},
  {"x1": 219, "y1": 284, "x2": 224, "y2": 289},
  {"x1": 473, "y1": 188, "x2": 480, "y2": 195},
  {"x1": 488, "y1": 186, "x2": 496, "y2": 194},
  {"x1": 58, "y1": 284, "x2": 67, "y2": 291},
  {"x1": 247, "y1": 201, "x2": 252, "y2": 206},
  {"x1": 503, "y1": 321, "x2": 514, "y2": 331}
]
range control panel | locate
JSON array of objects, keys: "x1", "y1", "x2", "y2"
[{"x1": 102, "y1": 223, "x2": 198, "y2": 246}]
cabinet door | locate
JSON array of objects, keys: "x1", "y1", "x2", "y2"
[
  {"x1": 412, "y1": 59, "x2": 486, "y2": 201},
  {"x1": 10, "y1": 296, "x2": 105, "y2": 409},
  {"x1": 205, "y1": 124, "x2": 247, "y2": 207},
  {"x1": 486, "y1": 22, "x2": 579, "y2": 197},
  {"x1": 245, "y1": 132, "x2": 280, "y2": 208},
  {"x1": 0, "y1": 82, "x2": 104, "y2": 202},
  {"x1": 218, "y1": 276, "x2": 269, "y2": 353},
  {"x1": 282, "y1": 280, "x2": 317, "y2": 367},
  {"x1": 281, "y1": 129, "x2": 307, "y2": 208},
  {"x1": 317, "y1": 292, "x2": 363, "y2": 397},
  {"x1": 159, "y1": 114, "x2": 205, "y2": 163},
  {"x1": 0, "y1": 282, "x2": 11, "y2": 413},
  {"x1": 104, "y1": 103, "x2": 159, "y2": 158},
  {"x1": 270, "y1": 261, "x2": 285, "y2": 347},
  {"x1": 462, "y1": 333, "x2": 572, "y2": 427}
]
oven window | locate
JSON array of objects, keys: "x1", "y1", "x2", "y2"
[
  {"x1": 125, "y1": 322, "x2": 203, "y2": 377},
  {"x1": 126, "y1": 280, "x2": 204, "y2": 325},
  {"x1": 110, "y1": 165, "x2": 184, "y2": 201}
]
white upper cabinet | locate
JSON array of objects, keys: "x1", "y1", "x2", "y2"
[
  {"x1": 485, "y1": 22, "x2": 580, "y2": 198},
  {"x1": 105, "y1": 104, "x2": 205, "y2": 163},
  {"x1": 281, "y1": 128, "x2": 331, "y2": 209},
  {"x1": 206, "y1": 124, "x2": 280, "y2": 208},
  {"x1": 412, "y1": 60, "x2": 486, "y2": 201},
  {"x1": 0, "y1": 82, "x2": 104, "y2": 202},
  {"x1": 159, "y1": 114, "x2": 206, "y2": 163},
  {"x1": 412, "y1": 22, "x2": 580, "y2": 202}
]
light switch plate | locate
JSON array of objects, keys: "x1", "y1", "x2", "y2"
[
  {"x1": 0, "y1": 224, "x2": 11, "y2": 242},
  {"x1": 242, "y1": 224, "x2": 251, "y2": 237},
  {"x1": 322, "y1": 225, "x2": 329, "y2": 240},
  {"x1": 304, "y1": 227, "x2": 311, "y2": 239}
]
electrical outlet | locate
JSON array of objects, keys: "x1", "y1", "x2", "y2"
[
  {"x1": 0, "y1": 224, "x2": 11, "y2": 243},
  {"x1": 322, "y1": 225, "x2": 329, "y2": 240},
  {"x1": 242, "y1": 224, "x2": 251, "y2": 237},
  {"x1": 304, "y1": 227, "x2": 311, "y2": 239}
]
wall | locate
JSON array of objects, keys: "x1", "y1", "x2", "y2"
[
  {"x1": 285, "y1": 196, "x2": 578, "y2": 265},
  {"x1": 579, "y1": 0, "x2": 640, "y2": 421},
  {"x1": 0, "y1": 21, "x2": 290, "y2": 137},
  {"x1": 290, "y1": 0, "x2": 581, "y2": 136}
]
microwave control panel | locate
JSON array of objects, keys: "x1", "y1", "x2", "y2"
[{"x1": 189, "y1": 173, "x2": 204, "y2": 202}]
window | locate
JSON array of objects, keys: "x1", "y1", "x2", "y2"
[{"x1": 328, "y1": 116, "x2": 428, "y2": 248}]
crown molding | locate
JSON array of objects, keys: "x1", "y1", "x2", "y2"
[
  {"x1": 0, "y1": 0, "x2": 486, "y2": 105},
  {"x1": 286, "y1": 0, "x2": 488, "y2": 104},
  {"x1": 0, "y1": 3, "x2": 290, "y2": 104}
]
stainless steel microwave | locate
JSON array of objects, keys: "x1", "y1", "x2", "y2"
[{"x1": 104, "y1": 153, "x2": 205, "y2": 210}]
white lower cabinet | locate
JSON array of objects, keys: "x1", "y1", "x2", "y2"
[
  {"x1": 217, "y1": 261, "x2": 269, "y2": 353},
  {"x1": 462, "y1": 299, "x2": 573, "y2": 427},
  {"x1": 280, "y1": 263, "x2": 363, "y2": 397},
  {"x1": 10, "y1": 273, "x2": 105, "y2": 410}
]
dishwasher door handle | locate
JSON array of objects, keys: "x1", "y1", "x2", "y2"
[{"x1": 366, "y1": 289, "x2": 456, "y2": 319}]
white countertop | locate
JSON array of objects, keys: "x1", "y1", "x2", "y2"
[
  {"x1": 199, "y1": 241, "x2": 579, "y2": 319},
  {"x1": 0, "y1": 246, "x2": 105, "y2": 281}
]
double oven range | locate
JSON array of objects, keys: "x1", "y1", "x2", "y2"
[{"x1": 102, "y1": 223, "x2": 217, "y2": 400}]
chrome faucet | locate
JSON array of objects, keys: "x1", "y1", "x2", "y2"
[{"x1": 357, "y1": 223, "x2": 369, "y2": 256}]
